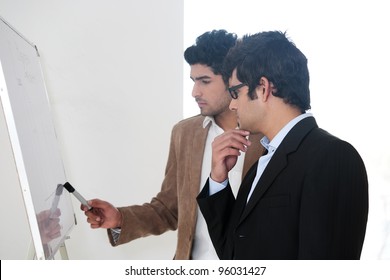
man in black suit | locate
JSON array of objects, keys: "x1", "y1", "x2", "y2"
[{"x1": 197, "y1": 31, "x2": 369, "y2": 260}]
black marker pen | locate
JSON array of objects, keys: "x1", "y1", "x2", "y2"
[{"x1": 63, "y1": 182, "x2": 92, "y2": 210}]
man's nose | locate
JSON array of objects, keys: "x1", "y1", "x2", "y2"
[
  {"x1": 192, "y1": 84, "x2": 201, "y2": 98},
  {"x1": 229, "y1": 98, "x2": 237, "y2": 111}
]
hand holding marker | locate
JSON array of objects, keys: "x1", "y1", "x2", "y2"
[{"x1": 63, "y1": 182, "x2": 105, "y2": 226}]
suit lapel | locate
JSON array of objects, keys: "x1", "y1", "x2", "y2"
[
  {"x1": 230, "y1": 160, "x2": 259, "y2": 227},
  {"x1": 241, "y1": 149, "x2": 288, "y2": 219},
  {"x1": 178, "y1": 116, "x2": 210, "y2": 257},
  {"x1": 188, "y1": 117, "x2": 210, "y2": 220},
  {"x1": 239, "y1": 117, "x2": 318, "y2": 222}
]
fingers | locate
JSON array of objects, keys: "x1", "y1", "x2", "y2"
[
  {"x1": 87, "y1": 198, "x2": 104, "y2": 208},
  {"x1": 80, "y1": 198, "x2": 108, "y2": 212},
  {"x1": 87, "y1": 198, "x2": 115, "y2": 210},
  {"x1": 87, "y1": 217, "x2": 103, "y2": 229},
  {"x1": 82, "y1": 200, "x2": 110, "y2": 228},
  {"x1": 211, "y1": 129, "x2": 251, "y2": 182},
  {"x1": 80, "y1": 198, "x2": 121, "y2": 229},
  {"x1": 84, "y1": 208, "x2": 103, "y2": 228},
  {"x1": 213, "y1": 129, "x2": 251, "y2": 153}
]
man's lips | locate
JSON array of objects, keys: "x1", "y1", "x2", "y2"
[{"x1": 196, "y1": 99, "x2": 207, "y2": 107}]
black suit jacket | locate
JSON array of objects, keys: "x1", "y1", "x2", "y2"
[{"x1": 197, "y1": 117, "x2": 368, "y2": 259}]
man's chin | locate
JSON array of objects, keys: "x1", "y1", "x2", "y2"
[
  {"x1": 199, "y1": 109, "x2": 211, "y2": 117},
  {"x1": 237, "y1": 123, "x2": 253, "y2": 134}
]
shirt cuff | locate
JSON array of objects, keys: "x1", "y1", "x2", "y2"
[
  {"x1": 209, "y1": 177, "x2": 228, "y2": 196},
  {"x1": 109, "y1": 228, "x2": 121, "y2": 244}
]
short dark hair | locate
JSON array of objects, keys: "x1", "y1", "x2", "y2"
[
  {"x1": 223, "y1": 31, "x2": 311, "y2": 112},
  {"x1": 184, "y1": 30, "x2": 237, "y2": 78}
]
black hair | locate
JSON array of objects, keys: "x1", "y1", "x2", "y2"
[
  {"x1": 223, "y1": 31, "x2": 311, "y2": 112},
  {"x1": 184, "y1": 30, "x2": 237, "y2": 79}
]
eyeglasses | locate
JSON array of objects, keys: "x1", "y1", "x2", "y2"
[{"x1": 228, "y1": 83, "x2": 247, "y2": 99}]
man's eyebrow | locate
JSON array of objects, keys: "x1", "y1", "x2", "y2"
[{"x1": 190, "y1": 75, "x2": 211, "y2": 81}]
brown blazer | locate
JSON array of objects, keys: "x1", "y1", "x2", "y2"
[{"x1": 109, "y1": 115, "x2": 264, "y2": 259}]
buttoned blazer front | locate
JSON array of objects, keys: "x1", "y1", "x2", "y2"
[
  {"x1": 109, "y1": 115, "x2": 264, "y2": 259},
  {"x1": 198, "y1": 116, "x2": 369, "y2": 260}
]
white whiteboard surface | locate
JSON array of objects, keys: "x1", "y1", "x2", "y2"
[{"x1": 0, "y1": 17, "x2": 74, "y2": 260}]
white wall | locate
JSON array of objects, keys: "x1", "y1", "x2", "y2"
[{"x1": 0, "y1": 0, "x2": 183, "y2": 259}]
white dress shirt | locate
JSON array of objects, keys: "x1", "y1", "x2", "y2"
[{"x1": 191, "y1": 116, "x2": 245, "y2": 260}]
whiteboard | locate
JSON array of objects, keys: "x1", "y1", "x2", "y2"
[{"x1": 0, "y1": 17, "x2": 75, "y2": 260}]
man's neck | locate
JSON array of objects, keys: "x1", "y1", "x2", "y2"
[{"x1": 265, "y1": 108, "x2": 302, "y2": 141}]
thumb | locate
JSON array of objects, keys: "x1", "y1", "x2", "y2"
[{"x1": 88, "y1": 198, "x2": 110, "y2": 209}]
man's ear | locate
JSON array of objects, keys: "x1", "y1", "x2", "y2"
[{"x1": 259, "y1": 77, "x2": 271, "y2": 101}]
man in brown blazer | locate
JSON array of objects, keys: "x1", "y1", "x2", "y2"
[{"x1": 81, "y1": 30, "x2": 264, "y2": 259}]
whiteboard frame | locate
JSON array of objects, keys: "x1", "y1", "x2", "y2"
[
  {"x1": 0, "y1": 16, "x2": 74, "y2": 260},
  {"x1": 0, "y1": 57, "x2": 46, "y2": 260}
]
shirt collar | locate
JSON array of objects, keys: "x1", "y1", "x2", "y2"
[
  {"x1": 202, "y1": 116, "x2": 215, "y2": 128},
  {"x1": 261, "y1": 113, "x2": 313, "y2": 153}
]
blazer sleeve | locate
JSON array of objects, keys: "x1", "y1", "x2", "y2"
[
  {"x1": 197, "y1": 178, "x2": 236, "y2": 259},
  {"x1": 109, "y1": 128, "x2": 179, "y2": 246},
  {"x1": 298, "y1": 139, "x2": 369, "y2": 259}
]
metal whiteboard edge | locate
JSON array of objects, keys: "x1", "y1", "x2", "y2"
[
  {"x1": 0, "y1": 15, "x2": 38, "y2": 54},
  {"x1": 0, "y1": 61, "x2": 46, "y2": 260}
]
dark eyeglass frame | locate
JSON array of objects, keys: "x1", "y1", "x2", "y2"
[{"x1": 228, "y1": 83, "x2": 247, "y2": 99}]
